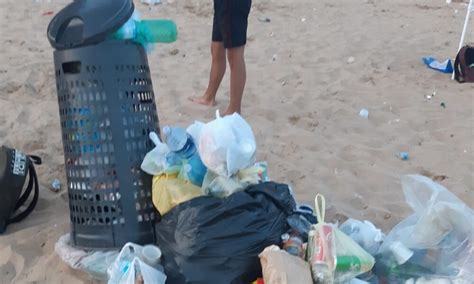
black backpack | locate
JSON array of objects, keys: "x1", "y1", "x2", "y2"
[
  {"x1": 0, "y1": 146, "x2": 41, "y2": 233},
  {"x1": 454, "y1": 45, "x2": 474, "y2": 83}
]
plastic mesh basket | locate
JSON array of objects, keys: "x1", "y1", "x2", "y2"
[{"x1": 54, "y1": 40, "x2": 158, "y2": 248}]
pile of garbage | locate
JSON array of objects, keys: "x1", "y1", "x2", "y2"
[{"x1": 56, "y1": 113, "x2": 474, "y2": 283}]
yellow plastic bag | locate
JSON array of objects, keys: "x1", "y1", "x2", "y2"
[{"x1": 152, "y1": 172, "x2": 202, "y2": 216}]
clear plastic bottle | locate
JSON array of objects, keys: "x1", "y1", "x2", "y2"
[{"x1": 163, "y1": 126, "x2": 207, "y2": 186}]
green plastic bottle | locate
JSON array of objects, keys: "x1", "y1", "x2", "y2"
[
  {"x1": 136, "y1": 19, "x2": 177, "y2": 44},
  {"x1": 113, "y1": 18, "x2": 177, "y2": 44}
]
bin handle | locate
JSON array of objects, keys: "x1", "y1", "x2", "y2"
[
  {"x1": 47, "y1": 2, "x2": 84, "y2": 48},
  {"x1": 47, "y1": 0, "x2": 134, "y2": 49}
]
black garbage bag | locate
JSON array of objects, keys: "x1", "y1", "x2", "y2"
[{"x1": 155, "y1": 182, "x2": 297, "y2": 284}]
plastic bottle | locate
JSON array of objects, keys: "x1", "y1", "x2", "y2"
[
  {"x1": 281, "y1": 232, "x2": 304, "y2": 257},
  {"x1": 113, "y1": 18, "x2": 177, "y2": 44},
  {"x1": 163, "y1": 126, "x2": 207, "y2": 186}
]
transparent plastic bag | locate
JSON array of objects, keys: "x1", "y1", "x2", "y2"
[
  {"x1": 307, "y1": 195, "x2": 375, "y2": 283},
  {"x1": 198, "y1": 111, "x2": 256, "y2": 177},
  {"x1": 201, "y1": 162, "x2": 267, "y2": 198},
  {"x1": 108, "y1": 243, "x2": 166, "y2": 284},
  {"x1": 140, "y1": 132, "x2": 170, "y2": 175},
  {"x1": 55, "y1": 234, "x2": 89, "y2": 269},
  {"x1": 376, "y1": 175, "x2": 474, "y2": 281},
  {"x1": 80, "y1": 251, "x2": 119, "y2": 280},
  {"x1": 55, "y1": 234, "x2": 118, "y2": 281},
  {"x1": 118, "y1": 258, "x2": 166, "y2": 284}
]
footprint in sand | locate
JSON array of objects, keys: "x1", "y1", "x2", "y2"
[
  {"x1": 350, "y1": 193, "x2": 369, "y2": 211},
  {"x1": 0, "y1": 246, "x2": 25, "y2": 284}
]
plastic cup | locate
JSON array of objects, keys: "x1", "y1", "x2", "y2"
[
  {"x1": 141, "y1": 245, "x2": 162, "y2": 267},
  {"x1": 389, "y1": 241, "x2": 413, "y2": 265}
]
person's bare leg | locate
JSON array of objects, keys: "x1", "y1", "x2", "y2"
[
  {"x1": 224, "y1": 45, "x2": 246, "y2": 115},
  {"x1": 190, "y1": 42, "x2": 226, "y2": 106}
]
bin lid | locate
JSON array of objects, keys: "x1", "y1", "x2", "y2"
[{"x1": 47, "y1": 0, "x2": 134, "y2": 50}]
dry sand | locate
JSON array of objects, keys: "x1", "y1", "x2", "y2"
[{"x1": 0, "y1": 0, "x2": 473, "y2": 283}]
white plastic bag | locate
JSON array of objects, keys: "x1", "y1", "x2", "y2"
[
  {"x1": 340, "y1": 219, "x2": 385, "y2": 256},
  {"x1": 141, "y1": 132, "x2": 170, "y2": 175},
  {"x1": 198, "y1": 111, "x2": 256, "y2": 177},
  {"x1": 377, "y1": 175, "x2": 474, "y2": 281},
  {"x1": 108, "y1": 243, "x2": 166, "y2": 284},
  {"x1": 186, "y1": 121, "x2": 205, "y2": 145},
  {"x1": 120, "y1": 258, "x2": 166, "y2": 284}
]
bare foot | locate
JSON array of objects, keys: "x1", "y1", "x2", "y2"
[
  {"x1": 222, "y1": 108, "x2": 241, "y2": 116},
  {"x1": 189, "y1": 95, "x2": 216, "y2": 107}
]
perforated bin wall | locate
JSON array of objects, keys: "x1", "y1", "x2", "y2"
[{"x1": 53, "y1": 41, "x2": 159, "y2": 248}]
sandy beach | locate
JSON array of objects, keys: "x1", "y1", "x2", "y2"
[{"x1": 0, "y1": 0, "x2": 473, "y2": 283}]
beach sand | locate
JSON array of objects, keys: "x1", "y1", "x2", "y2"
[{"x1": 0, "y1": 0, "x2": 473, "y2": 283}]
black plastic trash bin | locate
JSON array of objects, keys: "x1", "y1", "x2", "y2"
[{"x1": 48, "y1": 0, "x2": 159, "y2": 248}]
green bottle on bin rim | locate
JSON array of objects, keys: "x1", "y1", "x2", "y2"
[{"x1": 113, "y1": 18, "x2": 177, "y2": 44}]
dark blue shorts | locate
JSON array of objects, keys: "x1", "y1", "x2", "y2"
[{"x1": 212, "y1": 0, "x2": 252, "y2": 48}]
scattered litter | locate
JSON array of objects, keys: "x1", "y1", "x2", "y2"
[
  {"x1": 376, "y1": 175, "x2": 474, "y2": 282},
  {"x1": 42, "y1": 11, "x2": 54, "y2": 16},
  {"x1": 425, "y1": 91, "x2": 436, "y2": 100},
  {"x1": 258, "y1": 16, "x2": 271, "y2": 23},
  {"x1": 301, "y1": 17, "x2": 307, "y2": 22},
  {"x1": 50, "y1": 179, "x2": 61, "y2": 192},
  {"x1": 359, "y1": 108, "x2": 369, "y2": 119},
  {"x1": 347, "y1": 56, "x2": 356, "y2": 64},
  {"x1": 422, "y1": 57, "x2": 453, "y2": 73},
  {"x1": 272, "y1": 54, "x2": 277, "y2": 62},
  {"x1": 398, "y1": 152, "x2": 409, "y2": 160},
  {"x1": 270, "y1": 31, "x2": 274, "y2": 37},
  {"x1": 440, "y1": 102, "x2": 446, "y2": 108},
  {"x1": 281, "y1": 81, "x2": 287, "y2": 86}
]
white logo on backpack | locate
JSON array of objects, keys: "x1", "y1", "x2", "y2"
[{"x1": 12, "y1": 150, "x2": 27, "y2": 176}]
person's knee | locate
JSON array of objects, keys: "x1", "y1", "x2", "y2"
[
  {"x1": 211, "y1": 43, "x2": 226, "y2": 62},
  {"x1": 227, "y1": 47, "x2": 245, "y2": 68}
]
